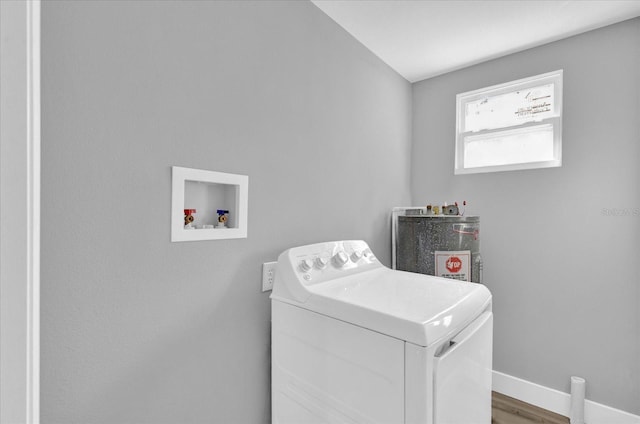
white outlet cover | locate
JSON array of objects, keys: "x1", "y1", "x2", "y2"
[{"x1": 262, "y1": 262, "x2": 277, "y2": 292}]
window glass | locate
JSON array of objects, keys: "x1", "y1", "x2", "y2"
[
  {"x1": 464, "y1": 84, "x2": 554, "y2": 132},
  {"x1": 463, "y1": 125, "x2": 554, "y2": 168}
]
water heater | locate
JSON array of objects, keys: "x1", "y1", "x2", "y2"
[{"x1": 392, "y1": 207, "x2": 482, "y2": 283}]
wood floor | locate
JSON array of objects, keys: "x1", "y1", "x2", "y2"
[{"x1": 492, "y1": 391, "x2": 570, "y2": 424}]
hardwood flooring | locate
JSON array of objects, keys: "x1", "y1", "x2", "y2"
[{"x1": 492, "y1": 391, "x2": 570, "y2": 424}]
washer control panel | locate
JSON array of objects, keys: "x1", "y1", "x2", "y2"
[
  {"x1": 286, "y1": 240, "x2": 380, "y2": 287},
  {"x1": 272, "y1": 240, "x2": 384, "y2": 303}
]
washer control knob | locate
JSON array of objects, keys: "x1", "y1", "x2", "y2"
[
  {"x1": 299, "y1": 259, "x2": 313, "y2": 272},
  {"x1": 350, "y1": 251, "x2": 363, "y2": 263},
  {"x1": 333, "y1": 251, "x2": 349, "y2": 268},
  {"x1": 363, "y1": 249, "x2": 376, "y2": 260},
  {"x1": 315, "y1": 257, "x2": 329, "y2": 269}
]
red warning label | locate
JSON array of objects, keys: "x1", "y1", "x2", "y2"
[
  {"x1": 445, "y1": 256, "x2": 463, "y2": 273},
  {"x1": 435, "y1": 250, "x2": 471, "y2": 282}
]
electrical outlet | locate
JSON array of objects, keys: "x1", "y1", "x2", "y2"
[{"x1": 262, "y1": 261, "x2": 277, "y2": 292}]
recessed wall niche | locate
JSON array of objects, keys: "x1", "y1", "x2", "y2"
[{"x1": 171, "y1": 166, "x2": 248, "y2": 242}]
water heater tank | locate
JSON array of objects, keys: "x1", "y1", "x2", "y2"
[{"x1": 394, "y1": 212, "x2": 482, "y2": 283}]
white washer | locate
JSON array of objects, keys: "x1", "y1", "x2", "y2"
[{"x1": 271, "y1": 240, "x2": 493, "y2": 424}]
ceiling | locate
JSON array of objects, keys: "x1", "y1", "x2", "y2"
[{"x1": 311, "y1": 0, "x2": 640, "y2": 82}]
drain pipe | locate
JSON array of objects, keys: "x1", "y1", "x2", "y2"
[{"x1": 570, "y1": 376, "x2": 586, "y2": 424}]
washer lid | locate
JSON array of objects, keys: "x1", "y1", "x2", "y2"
[
  {"x1": 270, "y1": 240, "x2": 491, "y2": 347},
  {"x1": 293, "y1": 268, "x2": 490, "y2": 347}
]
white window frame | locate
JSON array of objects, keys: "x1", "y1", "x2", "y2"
[{"x1": 455, "y1": 70, "x2": 563, "y2": 174}]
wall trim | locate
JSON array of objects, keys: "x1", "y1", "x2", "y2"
[
  {"x1": 0, "y1": 0, "x2": 40, "y2": 423},
  {"x1": 26, "y1": 1, "x2": 42, "y2": 422},
  {"x1": 493, "y1": 371, "x2": 640, "y2": 424}
]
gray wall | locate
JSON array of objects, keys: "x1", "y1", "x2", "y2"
[
  {"x1": 40, "y1": 1, "x2": 640, "y2": 421},
  {"x1": 40, "y1": 1, "x2": 411, "y2": 423},
  {"x1": 412, "y1": 18, "x2": 639, "y2": 414}
]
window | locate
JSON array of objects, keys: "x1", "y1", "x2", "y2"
[{"x1": 455, "y1": 70, "x2": 563, "y2": 174}]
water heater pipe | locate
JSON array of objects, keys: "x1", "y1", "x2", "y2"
[{"x1": 570, "y1": 376, "x2": 586, "y2": 424}]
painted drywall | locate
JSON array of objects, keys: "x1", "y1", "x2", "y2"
[
  {"x1": 412, "y1": 18, "x2": 640, "y2": 414},
  {"x1": 40, "y1": 1, "x2": 411, "y2": 423}
]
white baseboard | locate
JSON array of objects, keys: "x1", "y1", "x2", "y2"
[{"x1": 492, "y1": 371, "x2": 640, "y2": 424}]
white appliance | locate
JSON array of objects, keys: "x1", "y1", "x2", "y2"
[{"x1": 271, "y1": 240, "x2": 493, "y2": 424}]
